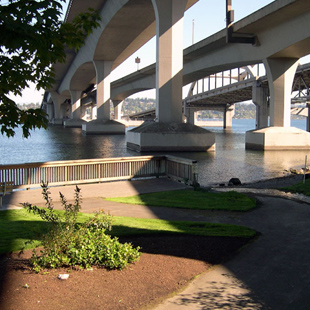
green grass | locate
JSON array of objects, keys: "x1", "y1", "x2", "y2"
[
  {"x1": 105, "y1": 189, "x2": 257, "y2": 211},
  {"x1": 0, "y1": 208, "x2": 256, "y2": 254},
  {"x1": 110, "y1": 216, "x2": 256, "y2": 238},
  {"x1": 281, "y1": 179, "x2": 310, "y2": 196}
]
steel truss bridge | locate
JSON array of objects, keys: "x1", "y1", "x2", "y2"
[{"x1": 127, "y1": 62, "x2": 310, "y2": 121}]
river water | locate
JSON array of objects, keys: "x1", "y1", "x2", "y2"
[{"x1": 0, "y1": 119, "x2": 309, "y2": 186}]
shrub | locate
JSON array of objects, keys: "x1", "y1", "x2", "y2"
[{"x1": 22, "y1": 183, "x2": 140, "y2": 272}]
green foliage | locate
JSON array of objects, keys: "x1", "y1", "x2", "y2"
[
  {"x1": 111, "y1": 217, "x2": 257, "y2": 239},
  {"x1": 122, "y1": 98, "x2": 156, "y2": 115},
  {"x1": 198, "y1": 103, "x2": 256, "y2": 120},
  {"x1": 22, "y1": 183, "x2": 140, "y2": 272},
  {"x1": 106, "y1": 189, "x2": 257, "y2": 212},
  {"x1": 0, "y1": 0, "x2": 101, "y2": 137},
  {"x1": 281, "y1": 179, "x2": 310, "y2": 196}
]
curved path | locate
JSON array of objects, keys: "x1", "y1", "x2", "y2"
[{"x1": 153, "y1": 192, "x2": 310, "y2": 310}]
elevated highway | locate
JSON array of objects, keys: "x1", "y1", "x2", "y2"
[
  {"x1": 44, "y1": 0, "x2": 310, "y2": 151},
  {"x1": 111, "y1": 0, "x2": 310, "y2": 100},
  {"x1": 46, "y1": 0, "x2": 198, "y2": 132},
  {"x1": 120, "y1": 62, "x2": 310, "y2": 129}
]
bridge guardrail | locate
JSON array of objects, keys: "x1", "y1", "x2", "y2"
[{"x1": 0, "y1": 156, "x2": 198, "y2": 189}]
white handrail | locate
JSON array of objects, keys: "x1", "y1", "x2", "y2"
[{"x1": 0, "y1": 156, "x2": 198, "y2": 189}]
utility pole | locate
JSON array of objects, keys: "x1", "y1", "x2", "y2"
[{"x1": 192, "y1": 19, "x2": 195, "y2": 44}]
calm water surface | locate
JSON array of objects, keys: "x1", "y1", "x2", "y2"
[{"x1": 0, "y1": 119, "x2": 308, "y2": 186}]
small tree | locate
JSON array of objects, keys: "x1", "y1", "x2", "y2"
[
  {"x1": 0, "y1": 0, "x2": 100, "y2": 137},
  {"x1": 23, "y1": 183, "x2": 141, "y2": 272}
]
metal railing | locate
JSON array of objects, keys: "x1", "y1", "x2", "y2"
[{"x1": 0, "y1": 156, "x2": 198, "y2": 189}]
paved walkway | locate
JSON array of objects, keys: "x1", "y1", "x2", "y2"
[
  {"x1": 0, "y1": 178, "x2": 190, "y2": 213},
  {"x1": 2, "y1": 179, "x2": 310, "y2": 309},
  {"x1": 153, "y1": 191, "x2": 310, "y2": 310}
]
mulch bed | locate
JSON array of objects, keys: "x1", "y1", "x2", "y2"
[{"x1": 0, "y1": 234, "x2": 251, "y2": 310}]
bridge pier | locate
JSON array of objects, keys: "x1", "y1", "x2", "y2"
[
  {"x1": 89, "y1": 104, "x2": 96, "y2": 121},
  {"x1": 127, "y1": 0, "x2": 215, "y2": 152},
  {"x1": 252, "y1": 82, "x2": 269, "y2": 129},
  {"x1": 82, "y1": 61, "x2": 125, "y2": 135},
  {"x1": 42, "y1": 102, "x2": 55, "y2": 123},
  {"x1": 307, "y1": 107, "x2": 310, "y2": 132},
  {"x1": 112, "y1": 100, "x2": 124, "y2": 122},
  {"x1": 246, "y1": 58, "x2": 310, "y2": 150},
  {"x1": 64, "y1": 90, "x2": 87, "y2": 128},
  {"x1": 50, "y1": 92, "x2": 68, "y2": 126},
  {"x1": 223, "y1": 105, "x2": 234, "y2": 128},
  {"x1": 185, "y1": 107, "x2": 196, "y2": 125}
]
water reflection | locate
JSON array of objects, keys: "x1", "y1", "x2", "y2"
[{"x1": 0, "y1": 119, "x2": 309, "y2": 186}]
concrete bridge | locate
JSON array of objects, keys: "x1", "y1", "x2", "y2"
[
  {"x1": 43, "y1": 0, "x2": 310, "y2": 151},
  {"x1": 112, "y1": 62, "x2": 310, "y2": 130}
]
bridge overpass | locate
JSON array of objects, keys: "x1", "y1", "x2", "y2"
[
  {"x1": 45, "y1": 0, "x2": 198, "y2": 131},
  {"x1": 109, "y1": 62, "x2": 310, "y2": 130},
  {"x1": 43, "y1": 0, "x2": 310, "y2": 151}
]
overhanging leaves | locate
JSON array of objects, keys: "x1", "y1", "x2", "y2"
[{"x1": 0, "y1": 0, "x2": 100, "y2": 137}]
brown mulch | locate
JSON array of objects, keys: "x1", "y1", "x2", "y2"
[{"x1": 0, "y1": 234, "x2": 251, "y2": 310}]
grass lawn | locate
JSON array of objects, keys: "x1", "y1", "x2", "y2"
[
  {"x1": 0, "y1": 208, "x2": 256, "y2": 254},
  {"x1": 105, "y1": 189, "x2": 257, "y2": 211},
  {"x1": 282, "y1": 179, "x2": 310, "y2": 196}
]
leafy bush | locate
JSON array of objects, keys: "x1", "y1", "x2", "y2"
[{"x1": 22, "y1": 183, "x2": 140, "y2": 272}]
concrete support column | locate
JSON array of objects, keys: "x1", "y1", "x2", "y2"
[
  {"x1": 70, "y1": 90, "x2": 83, "y2": 119},
  {"x1": 81, "y1": 105, "x2": 87, "y2": 120},
  {"x1": 81, "y1": 61, "x2": 125, "y2": 135},
  {"x1": 113, "y1": 100, "x2": 123, "y2": 121},
  {"x1": 126, "y1": 0, "x2": 215, "y2": 152},
  {"x1": 45, "y1": 103, "x2": 54, "y2": 122},
  {"x1": 152, "y1": 0, "x2": 187, "y2": 123},
  {"x1": 246, "y1": 58, "x2": 310, "y2": 150},
  {"x1": 91, "y1": 104, "x2": 96, "y2": 120},
  {"x1": 94, "y1": 60, "x2": 113, "y2": 121},
  {"x1": 185, "y1": 108, "x2": 196, "y2": 125},
  {"x1": 264, "y1": 57, "x2": 299, "y2": 127},
  {"x1": 50, "y1": 91, "x2": 66, "y2": 125},
  {"x1": 307, "y1": 106, "x2": 310, "y2": 132},
  {"x1": 223, "y1": 105, "x2": 235, "y2": 128},
  {"x1": 64, "y1": 90, "x2": 86, "y2": 128},
  {"x1": 252, "y1": 83, "x2": 269, "y2": 129}
]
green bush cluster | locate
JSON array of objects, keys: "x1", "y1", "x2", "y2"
[{"x1": 23, "y1": 183, "x2": 140, "y2": 272}]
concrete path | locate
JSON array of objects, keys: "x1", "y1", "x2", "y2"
[
  {"x1": 153, "y1": 194, "x2": 310, "y2": 310},
  {"x1": 0, "y1": 178, "x2": 190, "y2": 212},
  {"x1": 2, "y1": 179, "x2": 310, "y2": 309}
]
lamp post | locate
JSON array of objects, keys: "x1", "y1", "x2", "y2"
[{"x1": 135, "y1": 57, "x2": 141, "y2": 71}]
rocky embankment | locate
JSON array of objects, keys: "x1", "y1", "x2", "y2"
[{"x1": 239, "y1": 174, "x2": 304, "y2": 189}]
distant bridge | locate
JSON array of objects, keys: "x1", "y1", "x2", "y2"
[{"x1": 110, "y1": 62, "x2": 310, "y2": 129}]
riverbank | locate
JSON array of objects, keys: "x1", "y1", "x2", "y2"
[{"x1": 229, "y1": 173, "x2": 304, "y2": 189}]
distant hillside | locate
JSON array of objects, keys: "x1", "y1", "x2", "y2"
[
  {"x1": 121, "y1": 98, "x2": 156, "y2": 115},
  {"x1": 198, "y1": 103, "x2": 256, "y2": 119},
  {"x1": 17, "y1": 103, "x2": 41, "y2": 110},
  {"x1": 121, "y1": 99, "x2": 256, "y2": 119},
  {"x1": 122, "y1": 99, "x2": 305, "y2": 120}
]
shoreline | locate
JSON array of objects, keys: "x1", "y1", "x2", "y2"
[{"x1": 211, "y1": 173, "x2": 305, "y2": 190}]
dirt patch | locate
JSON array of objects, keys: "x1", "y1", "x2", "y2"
[{"x1": 0, "y1": 235, "x2": 251, "y2": 310}]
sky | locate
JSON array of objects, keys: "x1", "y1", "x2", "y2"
[{"x1": 10, "y1": 0, "x2": 309, "y2": 104}]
